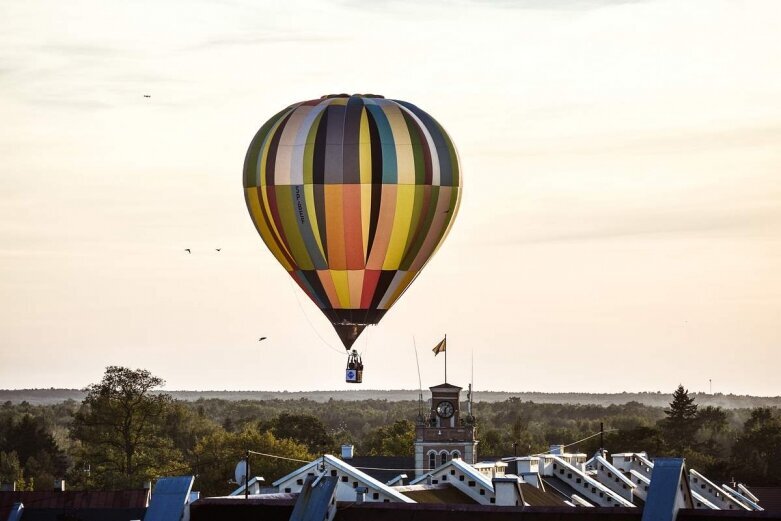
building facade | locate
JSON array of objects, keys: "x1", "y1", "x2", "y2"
[{"x1": 414, "y1": 383, "x2": 478, "y2": 476}]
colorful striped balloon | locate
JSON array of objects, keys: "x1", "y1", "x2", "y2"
[{"x1": 243, "y1": 94, "x2": 461, "y2": 349}]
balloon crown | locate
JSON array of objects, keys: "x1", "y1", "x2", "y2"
[{"x1": 320, "y1": 93, "x2": 385, "y2": 99}]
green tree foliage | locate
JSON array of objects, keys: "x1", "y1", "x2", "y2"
[
  {"x1": 6, "y1": 375, "x2": 781, "y2": 489},
  {"x1": 0, "y1": 451, "x2": 28, "y2": 490},
  {"x1": 731, "y1": 408, "x2": 781, "y2": 485},
  {"x1": 260, "y1": 413, "x2": 335, "y2": 453},
  {"x1": 69, "y1": 366, "x2": 183, "y2": 488},
  {"x1": 361, "y1": 420, "x2": 415, "y2": 456},
  {"x1": 606, "y1": 426, "x2": 663, "y2": 454},
  {"x1": 660, "y1": 385, "x2": 698, "y2": 452},
  {"x1": 162, "y1": 402, "x2": 221, "y2": 461},
  {"x1": 0, "y1": 409, "x2": 68, "y2": 490},
  {"x1": 193, "y1": 427, "x2": 312, "y2": 496}
]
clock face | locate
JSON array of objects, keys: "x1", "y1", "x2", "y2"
[{"x1": 436, "y1": 401, "x2": 454, "y2": 418}]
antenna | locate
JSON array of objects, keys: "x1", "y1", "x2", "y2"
[
  {"x1": 413, "y1": 337, "x2": 423, "y2": 423},
  {"x1": 468, "y1": 348, "x2": 474, "y2": 419},
  {"x1": 444, "y1": 333, "x2": 448, "y2": 383},
  {"x1": 244, "y1": 450, "x2": 250, "y2": 499}
]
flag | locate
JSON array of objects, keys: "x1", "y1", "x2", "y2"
[{"x1": 432, "y1": 337, "x2": 446, "y2": 356}]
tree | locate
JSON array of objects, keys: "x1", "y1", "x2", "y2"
[
  {"x1": 1, "y1": 415, "x2": 68, "y2": 490},
  {"x1": 361, "y1": 420, "x2": 415, "y2": 456},
  {"x1": 0, "y1": 451, "x2": 28, "y2": 490},
  {"x1": 660, "y1": 385, "x2": 698, "y2": 452},
  {"x1": 193, "y1": 427, "x2": 312, "y2": 496},
  {"x1": 695, "y1": 405, "x2": 731, "y2": 460},
  {"x1": 161, "y1": 402, "x2": 221, "y2": 460},
  {"x1": 69, "y1": 366, "x2": 182, "y2": 488},
  {"x1": 261, "y1": 413, "x2": 335, "y2": 453},
  {"x1": 606, "y1": 426, "x2": 663, "y2": 455},
  {"x1": 731, "y1": 408, "x2": 781, "y2": 485}
]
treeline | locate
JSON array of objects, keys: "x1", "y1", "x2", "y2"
[
  {"x1": 3, "y1": 389, "x2": 781, "y2": 409},
  {"x1": 1, "y1": 368, "x2": 780, "y2": 497}
]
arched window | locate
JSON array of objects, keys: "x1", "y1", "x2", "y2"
[
  {"x1": 440, "y1": 451, "x2": 450, "y2": 464},
  {"x1": 451, "y1": 450, "x2": 461, "y2": 460},
  {"x1": 428, "y1": 451, "x2": 437, "y2": 469}
]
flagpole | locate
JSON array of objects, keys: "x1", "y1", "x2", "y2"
[{"x1": 445, "y1": 334, "x2": 447, "y2": 383}]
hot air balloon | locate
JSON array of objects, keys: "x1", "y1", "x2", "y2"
[{"x1": 243, "y1": 94, "x2": 461, "y2": 367}]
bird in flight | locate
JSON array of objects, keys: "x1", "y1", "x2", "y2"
[
  {"x1": 259, "y1": 337, "x2": 267, "y2": 342},
  {"x1": 215, "y1": 248, "x2": 221, "y2": 252},
  {"x1": 184, "y1": 248, "x2": 191, "y2": 253},
  {"x1": 143, "y1": 94, "x2": 151, "y2": 98}
]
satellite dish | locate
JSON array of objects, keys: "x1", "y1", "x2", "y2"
[{"x1": 234, "y1": 459, "x2": 248, "y2": 485}]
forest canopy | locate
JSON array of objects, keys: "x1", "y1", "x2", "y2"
[{"x1": 1, "y1": 367, "x2": 780, "y2": 495}]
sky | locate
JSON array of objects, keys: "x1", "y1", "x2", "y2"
[{"x1": 1, "y1": 0, "x2": 779, "y2": 395}]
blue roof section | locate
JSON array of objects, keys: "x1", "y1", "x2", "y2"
[
  {"x1": 144, "y1": 475, "x2": 194, "y2": 521},
  {"x1": 6, "y1": 502, "x2": 23, "y2": 521},
  {"x1": 641, "y1": 458, "x2": 692, "y2": 521},
  {"x1": 289, "y1": 475, "x2": 338, "y2": 521}
]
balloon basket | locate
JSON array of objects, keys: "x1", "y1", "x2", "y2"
[{"x1": 345, "y1": 369, "x2": 363, "y2": 384}]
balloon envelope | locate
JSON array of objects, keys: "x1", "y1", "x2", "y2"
[{"x1": 243, "y1": 94, "x2": 461, "y2": 348}]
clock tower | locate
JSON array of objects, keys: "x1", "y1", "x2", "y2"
[{"x1": 414, "y1": 383, "x2": 478, "y2": 476}]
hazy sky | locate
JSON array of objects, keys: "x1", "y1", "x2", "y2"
[{"x1": 1, "y1": 0, "x2": 779, "y2": 394}]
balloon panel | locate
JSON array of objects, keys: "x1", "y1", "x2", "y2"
[{"x1": 244, "y1": 95, "x2": 461, "y2": 346}]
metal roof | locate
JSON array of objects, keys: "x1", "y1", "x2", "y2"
[
  {"x1": 395, "y1": 484, "x2": 476, "y2": 504},
  {"x1": 0, "y1": 488, "x2": 150, "y2": 519},
  {"x1": 144, "y1": 475, "x2": 194, "y2": 521}
]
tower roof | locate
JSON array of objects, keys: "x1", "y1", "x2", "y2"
[{"x1": 430, "y1": 383, "x2": 462, "y2": 391}]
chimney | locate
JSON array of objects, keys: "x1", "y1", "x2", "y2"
[
  {"x1": 341, "y1": 444, "x2": 354, "y2": 460},
  {"x1": 515, "y1": 457, "x2": 539, "y2": 474},
  {"x1": 549, "y1": 444, "x2": 565, "y2": 455},
  {"x1": 493, "y1": 475, "x2": 524, "y2": 507},
  {"x1": 54, "y1": 479, "x2": 65, "y2": 491}
]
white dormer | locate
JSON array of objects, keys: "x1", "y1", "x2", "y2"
[{"x1": 272, "y1": 454, "x2": 414, "y2": 504}]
